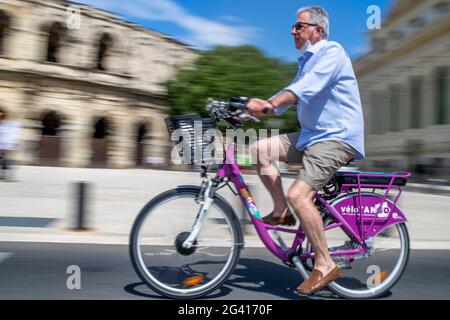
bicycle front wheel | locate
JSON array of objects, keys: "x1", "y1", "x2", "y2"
[{"x1": 129, "y1": 186, "x2": 244, "y2": 299}]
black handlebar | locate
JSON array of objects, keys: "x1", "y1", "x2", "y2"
[
  {"x1": 228, "y1": 97, "x2": 249, "y2": 111},
  {"x1": 205, "y1": 97, "x2": 260, "y2": 126}
]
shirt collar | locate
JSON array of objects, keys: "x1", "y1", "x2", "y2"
[{"x1": 300, "y1": 39, "x2": 329, "y2": 58}]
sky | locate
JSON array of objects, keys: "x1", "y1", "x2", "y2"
[{"x1": 74, "y1": 0, "x2": 394, "y2": 63}]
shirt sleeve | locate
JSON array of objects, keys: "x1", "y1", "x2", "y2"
[
  {"x1": 269, "y1": 91, "x2": 293, "y2": 116},
  {"x1": 283, "y1": 45, "x2": 343, "y2": 105}
]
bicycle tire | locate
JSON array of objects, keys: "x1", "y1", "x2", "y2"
[
  {"x1": 327, "y1": 222, "x2": 410, "y2": 299},
  {"x1": 303, "y1": 222, "x2": 410, "y2": 299},
  {"x1": 129, "y1": 185, "x2": 244, "y2": 299}
]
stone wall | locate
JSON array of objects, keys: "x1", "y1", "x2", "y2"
[
  {"x1": 353, "y1": 0, "x2": 450, "y2": 177},
  {"x1": 0, "y1": 0, "x2": 198, "y2": 168}
]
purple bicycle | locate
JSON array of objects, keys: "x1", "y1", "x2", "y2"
[{"x1": 129, "y1": 97, "x2": 411, "y2": 299}]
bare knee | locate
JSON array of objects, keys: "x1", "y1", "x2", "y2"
[
  {"x1": 287, "y1": 182, "x2": 316, "y2": 211},
  {"x1": 287, "y1": 189, "x2": 309, "y2": 209},
  {"x1": 250, "y1": 139, "x2": 270, "y2": 165}
]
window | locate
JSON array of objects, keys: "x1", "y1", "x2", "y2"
[
  {"x1": 390, "y1": 85, "x2": 401, "y2": 132},
  {"x1": 93, "y1": 117, "x2": 109, "y2": 139},
  {"x1": 371, "y1": 91, "x2": 385, "y2": 134},
  {"x1": 408, "y1": 17, "x2": 425, "y2": 29},
  {"x1": 41, "y1": 111, "x2": 61, "y2": 136},
  {"x1": 424, "y1": 3, "x2": 442, "y2": 21},
  {"x1": 434, "y1": 67, "x2": 449, "y2": 125},
  {"x1": 389, "y1": 30, "x2": 404, "y2": 40},
  {"x1": 96, "y1": 33, "x2": 113, "y2": 71},
  {"x1": 410, "y1": 77, "x2": 423, "y2": 129},
  {"x1": 372, "y1": 37, "x2": 386, "y2": 53},
  {"x1": 433, "y1": 2, "x2": 450, "y2": 15},
  {"x1": 137, "y1": 123, "x2": 147, "y2": 143},
  {"x1": 0, "y1": 10, "x2": 10, "y2": 55},
  {"x1": 46, "y1": 22, "x2": 66, "y2": 63}
]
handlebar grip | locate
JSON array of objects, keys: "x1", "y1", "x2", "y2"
[
  {"x1": 229, "y1": 101, "x2": 247, "y2": 111},
  {"x1": 238, "y1": 113, "x2": 260, "y2": 123}
]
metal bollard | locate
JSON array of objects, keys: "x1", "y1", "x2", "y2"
[{"x1": 74, "y1": 181, "x2": 90, "y2": 230}]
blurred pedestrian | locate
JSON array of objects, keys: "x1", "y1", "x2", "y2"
[{"x1": 0, "y1": 112, "x2": 21, "y2": 181}]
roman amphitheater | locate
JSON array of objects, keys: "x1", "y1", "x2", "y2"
[
  {"x1": 0, "y1": 0, "x2": 198, "y2": 168},
  {"x1": 1, "y1": 0, "x2": 449, "y2": 178}
]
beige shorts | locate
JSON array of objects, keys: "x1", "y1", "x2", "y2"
[{"x1": 279, "y1": 132, "x2": 357, "y2": 191}]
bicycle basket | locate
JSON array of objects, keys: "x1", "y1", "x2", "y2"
[{"x1": 165, "y1": 113, "x2": 219, "y2": 165}]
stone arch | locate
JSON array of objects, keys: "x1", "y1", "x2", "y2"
[
  {"x1": 95, "y1": 32, "x2": 114, "y2": 71},
  {"x1": 0, "y1": 10, "x2": 11, "y2": 55},
  {"x1": 91, "y1": 116, "x2": 113, "y2": 167},
  {"x1": 138, "y1": 115, "x2": 169, "y2": 167},
  {"x1": 93, "y1": 116, "x2": 110, "y2": 139},
  {"x1": 134, "y1": 121, "x2": 149, "y2": 166},
  {"x1": 433, "y1": 66, "x2": 449, "y2": 125},
  {"x1": 41, "y1": 110, "x2": 61, "y2": 136},
  {"x1": 39, "y1": 110, "x2": 64, "y2": 166},
  {"x1": 44, "y1": 21, "x2": 67, "y2": 63},
  {"x1": 0, "y1": 106, "x2": 7, "y2": 119}
]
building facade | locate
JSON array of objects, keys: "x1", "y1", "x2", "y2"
[
  {"x1": 0, "y1": 0, "x2": 198, "y2": 168},
  {"x1": 354, "y1": 0, "x2": 450, "y2": 178}
]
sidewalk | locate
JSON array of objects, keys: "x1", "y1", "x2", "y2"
[{"x1": 0, "y1": 166, "x2": 449, "y2": 249}]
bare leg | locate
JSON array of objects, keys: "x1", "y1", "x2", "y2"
[
  {"x1": 287, "y1": 180, "x2": 335, "y2": 274},
  {"x1": 250, "y1": 136, "x2": 290, "y2": 217}
]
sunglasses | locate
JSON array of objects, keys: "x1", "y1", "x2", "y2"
[{"x1": 292, "y1": 21, "x2": 319, "y2": 31}]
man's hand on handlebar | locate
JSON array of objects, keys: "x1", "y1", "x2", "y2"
[
  {"x1": 247, "y1": 98, "x2": 273, "y2": 117},
  {"x1": 205, "y1": 97, "x2": 262, "y2": 125}
]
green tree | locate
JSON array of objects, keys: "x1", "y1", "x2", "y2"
[{"x1": 166, "y1": 45, "x2": 299, "y2": 133}]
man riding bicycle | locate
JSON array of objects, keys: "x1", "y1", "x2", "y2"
[{"x1": 247, "y1": 6, "x2": 365, "y2": 295}]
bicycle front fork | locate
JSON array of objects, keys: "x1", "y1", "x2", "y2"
[{"x1": 182, "y1": 180, "x2": 215, "y2": 249}]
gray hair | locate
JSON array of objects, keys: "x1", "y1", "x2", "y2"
[{"x1": 297, "y1": 6, "x2": 329, "y2": 39}]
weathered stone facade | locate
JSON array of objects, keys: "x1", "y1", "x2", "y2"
[
  {"x1": 0, "y1": 0, "x2": 198, "y2": 168},
  {"x1": 354, "y1": 0, "x2": 450, "y2": 177}
]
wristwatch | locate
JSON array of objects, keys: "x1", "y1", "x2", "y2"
[{"x1": 263, "y1": 101, "x2": 275, "y2": 114}]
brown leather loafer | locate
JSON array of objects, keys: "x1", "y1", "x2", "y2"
[
  {"x1": 297, "y1": 265, "x2": 342, "y2": 295},
  {"x1": 262, "y1": 211, "x2": 296, "y2": 226}
]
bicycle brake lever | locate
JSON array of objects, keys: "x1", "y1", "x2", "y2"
[{"x1": 239, "y1": 113, "x2": 260, "y2": 122}]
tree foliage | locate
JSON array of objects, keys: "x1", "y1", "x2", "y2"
[{"x1": 166, "y1": 45, "x2": 299, "y2": 133}]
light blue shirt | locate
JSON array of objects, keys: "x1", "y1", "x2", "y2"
[{"x1": 273, "y1": 39, "x2": 365, "y2": 160}]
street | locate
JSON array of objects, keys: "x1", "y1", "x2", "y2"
[
  {"x1": 0, "y1": 241, "x2": 449, "y2": 300},
  {"x1": 1, "y1": 166, "x2": 449, "y2": 300}
]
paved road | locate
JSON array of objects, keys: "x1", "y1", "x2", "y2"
[
  {"x1": 1, "y1": 166, "x2": 450, "y2": 249},
  {"x1": 0, "y1": 242, "x2": 449, "y2": 300}
]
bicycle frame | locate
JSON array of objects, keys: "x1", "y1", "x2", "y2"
[{"x1": 215, "y1": 142, "x2": 411, "y2": 264}]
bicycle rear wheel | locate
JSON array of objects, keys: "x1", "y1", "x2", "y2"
[
  {"x1": 129, "y1": 186, "x2": 244, "y2": 299},
  {"x1": 303, "y1": 220, "x2": 410, "y2": 299}
]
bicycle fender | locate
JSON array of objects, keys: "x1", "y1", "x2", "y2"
[{"x1": 330, "y1": 193, "x2": 407, "y2": 238}]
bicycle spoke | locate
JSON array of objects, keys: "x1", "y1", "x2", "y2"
[{"x1": 130, "y1": 189, "x2": 242, "y2": 298}]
